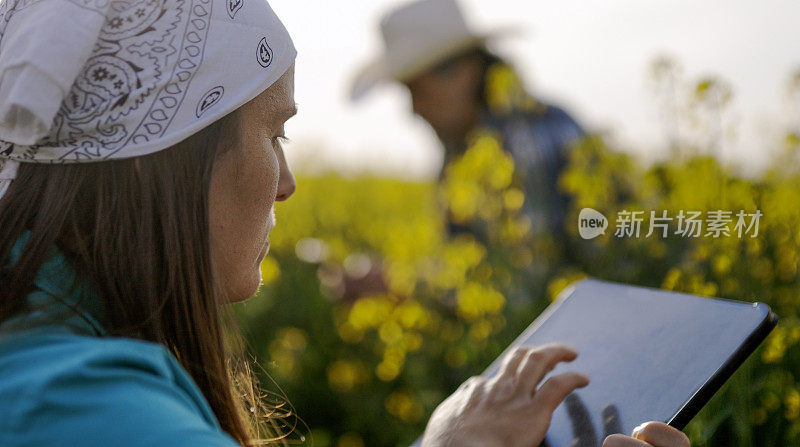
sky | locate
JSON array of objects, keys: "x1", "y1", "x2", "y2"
[{"x1": 269, "y1": 0, "x2": 800, "y2": 179}]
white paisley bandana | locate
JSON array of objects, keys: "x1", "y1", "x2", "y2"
[{"x1": 0, "y1": 0, "x2": 296, "y2": 199}]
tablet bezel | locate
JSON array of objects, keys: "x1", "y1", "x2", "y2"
[{"x1": 667, "y1": 301, "x2": 776, "y2": 428}]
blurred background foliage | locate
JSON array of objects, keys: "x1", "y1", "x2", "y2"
[{"x1": 233, "y1": 60, "x2": 800, "y2": 447}]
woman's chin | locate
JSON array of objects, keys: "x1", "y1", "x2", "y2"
[
  {"x1": 224, "y1": 272, "x2": 263, "y2": 304},
  {"x1": 223, "y1": 244, "x2": 271, "y2": 304},
  {"x1": 227, "y1": 288, "x2": 258, "y2": 304}
]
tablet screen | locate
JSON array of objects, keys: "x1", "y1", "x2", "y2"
[{"x1": 479, "y1": 279, "x2": 775, "y2": 447}]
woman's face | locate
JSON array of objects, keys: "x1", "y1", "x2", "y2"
[{"x1": 209, "y1": 65, "x2": 297, "y2": 303}]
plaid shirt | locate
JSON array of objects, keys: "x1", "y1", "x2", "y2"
[{"x1": 443, "y1": 103, "x2": 584, "y2": 240}]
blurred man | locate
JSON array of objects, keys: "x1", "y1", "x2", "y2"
[{"x1": 351, "y1": 0, "x2": 584, "y2": 240}]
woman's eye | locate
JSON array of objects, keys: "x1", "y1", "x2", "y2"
[{"x1": 271, "y1": 136, "x2": 290, "y2": 146}]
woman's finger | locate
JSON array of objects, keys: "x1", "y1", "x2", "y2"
[
  {"x1": 518, "y1": 344, "x2": 579, "y2": 394},
  {"x1": 603, "y1": 434, "x2": 650, "y2": 446},
  {"x1": 632, "y1": 422, "x2": 691, "y2": 447},
  {"x1": 531, "y1": 371, "x2": 590, "y2": 413},
  {"x1": 460, "y1": 376, "x2": 487, "y2": 408},
  {"x1": 456, "y1": 376, "x2": 481, "y2": 393},
  {"x1": 495, "y1": 346, "x2": 530, "y2": 381}
]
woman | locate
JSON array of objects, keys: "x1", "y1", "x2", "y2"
[{"x1": 0, "y1": 0, "x2": 690, "y2": 446}]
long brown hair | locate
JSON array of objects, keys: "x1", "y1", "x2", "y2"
[{"x1": 0, "y1": 110, "x2": 282, "y2": 445}]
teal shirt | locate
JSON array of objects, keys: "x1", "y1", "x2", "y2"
[{"x1": 0, "y1": 236, "x2": 240, "y2": 446}]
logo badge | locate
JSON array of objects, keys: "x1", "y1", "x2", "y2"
[
  {"x1": 256, "y1": 37, "x2": 273, "y2": 68},
  {"x1": 196, "y1": 86, "x2": 224, "y2": 118},
  {"x1": 227, "y1": 0, "x2": 243, "y2": 19},
  {"x1": 578, "y1": 208, "x2": 608, "y2": 240}
]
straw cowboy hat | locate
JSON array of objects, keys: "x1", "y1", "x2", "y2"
[{"x1": 350, "y1": 0, "x2": 518, "y2": 101}]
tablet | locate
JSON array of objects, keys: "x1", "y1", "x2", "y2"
[{"x1": 413, "y1": 278, "x2": 776, "y2": 446}]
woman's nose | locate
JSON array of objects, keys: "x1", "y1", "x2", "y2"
[{"x1": 275, "y1": 148, "x2": 295, "y2": 202}]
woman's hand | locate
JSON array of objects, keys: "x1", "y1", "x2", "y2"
[
  {"x1": 603, "y1": 422, "x2": 691, "y2": 447},
  {"x1": 421, "y1": 344, "x2": 589, "y2": 447}
]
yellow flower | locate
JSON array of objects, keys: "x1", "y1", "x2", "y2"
[
  {"x1": 385, "y1": 391, "x2": 424, "y2": 423},
  {"x1": 785, "y1": 389, "x2": 800, "y2": 421},
  {"x1": 328, "y1": 360, "x2": 369, "y2": 393},
  {"x1": 456, "y1": 282, "x2": 506, "y2": 321}
]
